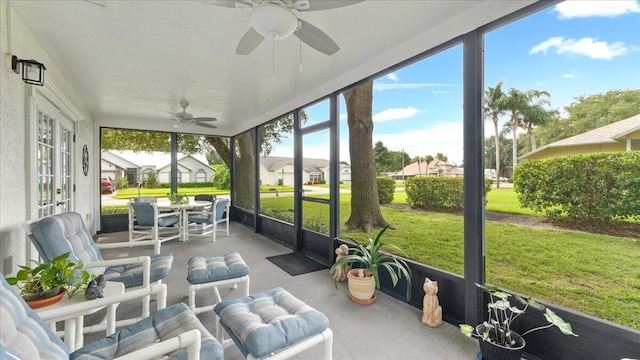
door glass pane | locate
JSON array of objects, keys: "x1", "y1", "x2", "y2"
[
  {"x1": 301, "y1": 98, "x2": 329, "y2": 128},
  {"x1": 259, "y1": 114, "x2": 294, "y2": 223},
  {"x1": 59, "y1": 124, "x2": 71, "y2": 213},
  {"x1": 302, "y1": 128, "x2": 330, "y2": 234},
  {"x1": 37, "y1": 110, "x2": 55, "y2": 217}
]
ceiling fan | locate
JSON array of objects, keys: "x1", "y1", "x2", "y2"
[
  {"x1": 167, "y1": 99, "x2": 218, "y2": 129},
  {"x1": 207, "y1": 0, "x2": 363, "y2": 56}
]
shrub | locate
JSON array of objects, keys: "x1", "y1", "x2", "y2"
[
  {"x1": 514, "y1": 151, "x2": 640, "y2": 222},
  {"x1": 377, "y1": 177, "x2": 396, "y2": 204},
  {"x1": 405, "y1": 177, "x2": 492, "y2": 210},
  {"x1": 143, "y1": 171, "x2": 159, "y2": 188},
  {"x1": 212, "y1": 164, "x2": 230, "y2": 190},
  {"x1": 319, "y1": 180, "x2": 326, "y2": 184},
  {"x1": 117, "y1": 176, "x2": 128, "y2": 189}
]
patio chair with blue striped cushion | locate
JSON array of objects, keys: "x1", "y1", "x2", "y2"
[
  {"x1": 24, "y1": 212, "x2": 174, "y2": 332},
  {"x1": 0, "y1": 273, "x2": 223, "y2": 360},
  {"x1": 186, "y1": 198, "x2": 230, "y2": 242}
]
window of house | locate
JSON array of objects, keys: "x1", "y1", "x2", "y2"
[{"x1": 196, "y1": 169, "x2": 206, "y2": 182}]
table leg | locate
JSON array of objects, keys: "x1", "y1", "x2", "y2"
[
  {"x1": 182, "y1": 208, "x2": 188, "y2": 242},
  {"x1": 75, "y1": 315, "x2": 84, "y2": 349},
  {"x1": 64, "y1": 318, "x2": 77, "y2": 352}
]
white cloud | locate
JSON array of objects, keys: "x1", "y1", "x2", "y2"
[
  {"x1": 387, "y1": 73, "x2": 399, "y2": 81},
  {"x1": 372, "y1": 121, "x2": 464, "y2": 165},
  {"x1": 373, "y1": 106, "x2": 419, "y2": 122},
  {"x1": 554, "y1": 1, "x2": 640, "y2": 19},
  {"x1": 561, "y1": 73, "x2": 579, "y2": 79},
  {"x1": 530, "y1": 36, "x2": 632, "y2": 60},
  {"x1": 374, "y1": 83, "x2": 458, "y2": 91}
]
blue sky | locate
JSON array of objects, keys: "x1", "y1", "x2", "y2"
[{"x1": 270, "y1": 1, "x2": 640, "y2": 166}]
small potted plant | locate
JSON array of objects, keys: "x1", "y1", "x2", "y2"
[
  {"x1": 168, "y1": 192, "x2": 188, "y2": 204},
  {"x1": 330, "y1": 225, "x2": 412, "y2": 305},
  {"x1": 6, "y1": 252, "x2": 95, "y2": 308},
  {"x1": 460, "y1": 283, "x2": 577, "y2": 360}
]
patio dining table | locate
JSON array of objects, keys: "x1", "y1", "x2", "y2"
[{"x1": 157, "y1": 200, "x2": 212, "y2": 242}]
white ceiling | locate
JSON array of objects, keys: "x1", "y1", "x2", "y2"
[{"x1": 10, "y1": 0, "x2": 537, "y2": 137}]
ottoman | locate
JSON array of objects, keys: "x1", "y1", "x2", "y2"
[
  {"x1": 187, "y1": 252, "x2": 250, "y2": 315},
  {"x1": 214, "y1": 287, "x2": 333, "y2": 360}
]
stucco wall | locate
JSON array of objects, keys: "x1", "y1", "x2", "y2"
[
  {"x1": 0, "y1": 3, "x2": 93, "y2": 274},
  {"x1": 523, "y1": 143, "x2": 625, "y2": 161}
]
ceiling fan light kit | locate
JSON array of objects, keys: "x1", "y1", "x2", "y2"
[{"x1": 250, "y1": 5, "x2": 299, "y2": 40}]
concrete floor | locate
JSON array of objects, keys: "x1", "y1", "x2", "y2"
[{"x1": 92, "y1": 222, "x2": 479, "y2": 359}]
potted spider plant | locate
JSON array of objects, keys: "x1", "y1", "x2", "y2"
[
  {"x1": 330, "y1": 225, "x2": 412, "y2": 305},
  {"x1": 460, "y1": 283, "x2": 578, "y2": 360},
  {"x1": 6, "y1": 252, "x2": 94, "y2": 308}
]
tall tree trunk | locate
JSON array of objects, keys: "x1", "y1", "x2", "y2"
[
  {"x1": 206, "y1": 134, "x2": 254, "y2": 210},
  {"x1": 493, "y1": 118, "x2": 501, "y2": 188},
  {"x1": 528, "y1": 128, "x2": 537, "y2": 151},
  {"x1": 510, "y1": 113, "x2": 519, "y2": 171},
  {"x1": 343, "y1": 82, "x2": 388, "y2": 232}
]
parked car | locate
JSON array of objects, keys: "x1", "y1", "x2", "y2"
[{"x1": 101, "y1": 176, "x2": 114, "y2": 194}]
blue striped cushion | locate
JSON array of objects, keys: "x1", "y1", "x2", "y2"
[
  {"x1": 0, "y1": 274, "x2": 69, "y2": 359},
  {"x1": 214, "y1": 287, "x2": 329, "y2": 358},
  {"x1": 105, "y1": 252, "x2": 173, "y2": 287},
  {"x1": 29, "y1": 212, "x2": 106, "y2": 276},
  {"x1": 187, "y1": 252, "x2": 249, "y2": 284},
  {"x1": 70, "y1": 303, "x2": 223, "y2": 360}
]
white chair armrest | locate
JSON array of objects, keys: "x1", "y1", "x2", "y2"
[
  {"x1": 157, "y1": 210, "x2": 181, "y2": 218},
  {"x1": 37, "y1": 283, "x2": 165, "y2": 322},
  {"x1": 113, "y1": 329, "x2": 202, "y2": 360},
  {"x1": 97, "y1": 240, "x2": 161, "y2": 255},
  {"x1": 85, "y1": 256, "x2": 151, "y2": 287}
]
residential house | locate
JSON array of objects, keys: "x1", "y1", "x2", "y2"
[
  {"x1": 259, "y1": 156, "x2": 351, "y2": 185},
  {"x1": 520, "y1": 114, "x2": 640, "y2": 161},
  {"x1": 394, "y1": 159, "x2": 462, "y2": 180},
  {"x1": 101, "y1": 150, "x2": 215, "y2": 187}
]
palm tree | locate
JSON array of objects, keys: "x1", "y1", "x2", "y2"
[
  {"x1": 484, "y1": 81, "x2": 507, "y2": 187},
  {"x1": 519, "y1": 104, "x2": 555, "y2": 151},
  {"x1": 504, "y1": 88, "x2": 549, "y2": 170}
]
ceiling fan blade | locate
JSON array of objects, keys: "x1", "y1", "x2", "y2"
[
  {"x1": 236, "y1": 27, "x2": 265, "y2": 55},
  {"x1": 194, "y1": 121, "x2": 218, "y2": 129},
  {"x1": 294, "y1": 19, "x2": 339, "y2": 55},
  {"x1": 201, "y1": 0, "x2": 245, "y2": 8},
  {"x1": 300, "y1": 0, "x2": 363, "y2": 11},
  {"x1": 192, "y1": 117, "x2": 218, "y2": 122}
]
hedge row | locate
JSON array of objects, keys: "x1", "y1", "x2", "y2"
[
  {"x1": 514, "y1": 151, "x2": 640, "y2": 222},
  {"x1": 159, "y1": 182, "x2": 214, "y2": 188},
  {"x1": 377, "y1": 177, "x2": 396, "y2": 204},
  {"x1": 405, "y1": 177, "x2": 492, "y2": 210}
]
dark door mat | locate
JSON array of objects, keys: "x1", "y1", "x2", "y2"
[{"x1": 266, "y1": 252, "x2": 328, "y2": 276}]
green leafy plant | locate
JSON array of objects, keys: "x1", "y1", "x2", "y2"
[
  {"x1": 168, "y1": 192, "x2": 188, "y2": 204},
  {"x1": 460, "y1": 283, "x2": 577, "y2": 347},
  {"x1": 330, "y1": 225, "x2": 412, "y2": 299},
  {"x1": 6, "y1": 252, "x2": 95, "y2": 298}
]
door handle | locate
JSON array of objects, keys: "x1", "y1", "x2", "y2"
[{"x1": 56, "y1": 201, "x2": 65, "y2": 206}]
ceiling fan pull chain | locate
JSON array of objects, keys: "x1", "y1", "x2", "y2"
[
  {"x1": 272, "y1": 37, "x2": 276, "y2": 81},
  {"x1": 299, "y1": 40, "x2": 303, "y2": 72}
]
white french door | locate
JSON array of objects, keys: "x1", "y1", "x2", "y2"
[{"x1": 35, "y1": 97, "x2": 74, "y2": 218}]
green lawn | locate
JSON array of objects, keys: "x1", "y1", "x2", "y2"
[{"x1": 260, "y1": 193, "x2": 640, "y2": 330}]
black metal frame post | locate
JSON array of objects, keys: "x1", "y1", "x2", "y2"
[
  {"x1": 329, "y1": 92, "x2": 340, "y2": 256},
  {"x1": 463, "y1": 29, "x2": 485, "y2": 326},
  {"x1": 170, "y1": 132, "x2": 178, "y2": 194},
  {"x1": 293, "y1": 110, "x2": 302, "y2": 251}
]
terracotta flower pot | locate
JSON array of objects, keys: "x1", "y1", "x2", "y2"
[
  {"x1": 347, "y1": 268, "x2": 376, "y2": 305},
  {"x1": 24, "y1": 287, "x2": 66, "y2": 309}
]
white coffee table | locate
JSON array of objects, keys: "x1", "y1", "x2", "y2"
[{"x1": 35, "y1": 281, "x2": 125, "y2": 351}]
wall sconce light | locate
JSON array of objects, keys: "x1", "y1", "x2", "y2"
[{"x1": 11, "y1": 55, "x2": 46, "y2": 86}]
